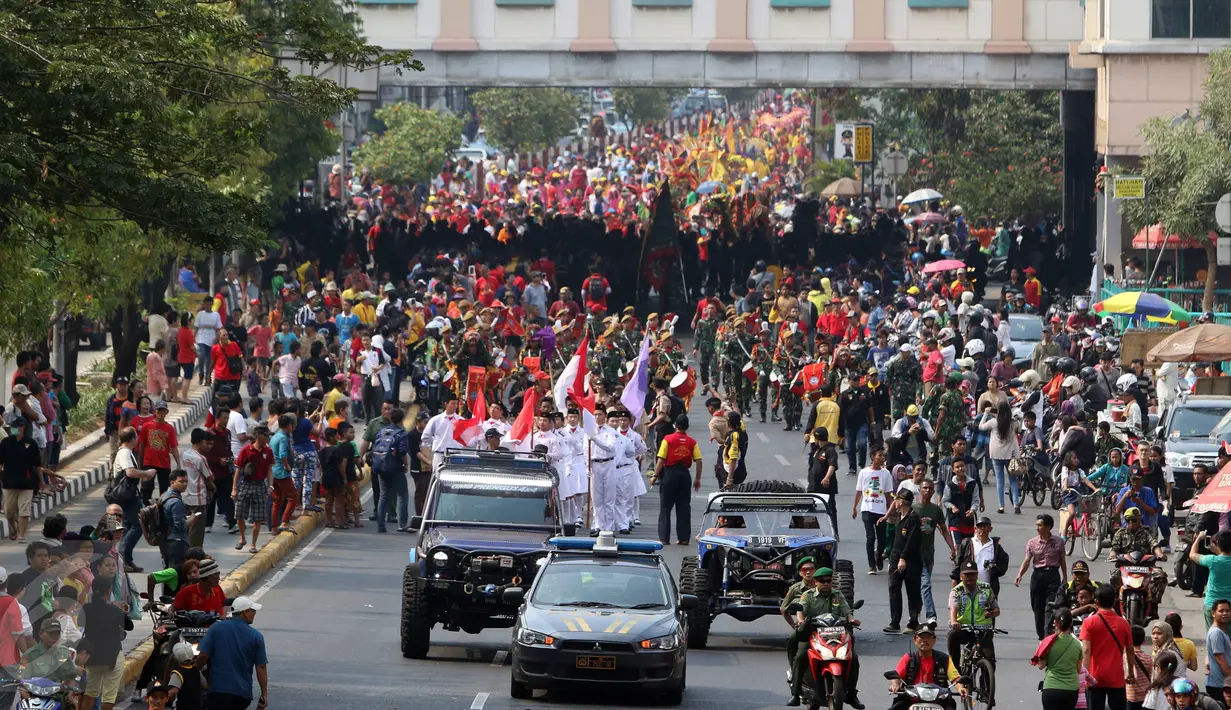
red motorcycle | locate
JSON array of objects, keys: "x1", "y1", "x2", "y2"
[
  {"x1": 790, "y1": 601, "x2": 864, "y2": 710},
  {"x1": 1115, "y1": 551, "x2": 1166, "y2": 628}
]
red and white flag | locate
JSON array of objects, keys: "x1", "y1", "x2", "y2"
[
  {"x1": 452, "y1": 386, "x2": 487, "y2": 447},
  {"x1": 554, "y1": 337, "x2": 597, "y2": 437},
  {"x1": 502, "y1": 387, "x2": 543, "y2": 451}
]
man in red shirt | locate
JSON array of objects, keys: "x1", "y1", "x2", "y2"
[
  {"x1": 211, "y1": 329, "x2": 243, "y2": 393},
  {"x1": 1079, "y1": 584, "x2": 1134, "y2": 709},
  {"x1": 1023, "y1": 267, "x2": 1043, "y2": 310},
  {"x1": 690, "y1": 287, "x2": 724, "y2": 329},
  {"x1": 138, "y1": 401, "x2": 180, "y2": 505},
  {"x1": 233, "y1": 426, "x2": 273, "y2": 552},
  {"x1": 171, "y1": 558, "x2": 225, "y2": 614}
]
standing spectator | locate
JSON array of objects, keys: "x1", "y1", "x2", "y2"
[
  {"x1": 1036, "y1": 608, "x2": 1083, "y2": 710},
  {"x1": 1125, "y1": 625, "x2": 1152, "y2": 709},
  {"x1": 884, "y1": 489, "x2": 923, "y2": 633},
  {"x1": 194, "y1": 301, "x2": 223, "y2": 387},
  {"x1": 196, "y1": 596, "x2": 268, "y2": 710},
  {"x1": 953, "y1": 516, "x2": 1009, "y2": 598},
  {"x1": 79, "y1": 576, "x2": 133, "y2": 710},
  {"x1": 146, "y1": 341, "x2": 169, "y2": 400},
  {"x1": 180, "y1": 429, "x2": 213, "y2": 549},
  {"x1": 1015, "y1": 513, "x2": 1068, "y2": 641},
  {"x1": 103, "y1": 377, "x2": 130, "y2": 458},
  {"x1": 232, "y1": 425, "x2": 273, "y2": 554},
  {"x1": 137, "y1": 400, "x2": 179, "y2": 505},
  {"x1": 211, "y1": 329, "x2": 244, "y2": 394},
  {"x1": 371, "y1": 409, "x2": 411, "y2": 534},
  {"x1": 1189, "y1": 530, "x2": 1231, "y2": 629},
  {"x1": 980, "y1": 401, "x2": 1021, "y2": 514},
  {"x1": 359, "y1": 401, "x2": 393, "y2": 523},
  {"x1": 1207, "y1": 599, "x2": 1231, "y2": 699},
  {"x1": 1, "y1": 417, "x2": 42, "y2": 542},
  {"x1": 650, "y1": 415, "x2": 703, "y2": 546},
  {"x1": 175, "y1": 314, "x2": 197, "y2": 404},
  {"x1": 915, "y1": 478, "x2": 954, "y2": 624},
  {"x1": 941, "y1": 460, "x2": 979, "y2": 548},
  {"x1": 159, "y1": 471, "x2": 189, "y2": 569},
  {"x1": 1078, "y1": 585, "x2": 1133, "y2": 710},
  {"x1": 407, "y1": 412, "x2": 431, "y2": 516},
  {"x1": 851, "y1": 447, "x2": 892, "y2": 575},
  {"x1": 291, "y1": 406, "x2": 323, "y2": 515},
  {"x1": 112, "y1": 428, "x2": 156, "y2": 573},
  {"x1": 837, "y1": 374, "x2": 872, "y2": 475},
  {"x1": 269, "y1": 414, "x2": 297, "y2": 533}
]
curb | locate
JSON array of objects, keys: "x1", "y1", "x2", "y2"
[{"x1": 120, "y1": 471, "x2": 371, "y2": 686}]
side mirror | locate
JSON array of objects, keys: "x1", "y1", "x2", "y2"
[
  {"x1": 678, "y1": 594, "x2": 699, "y2": 611},
  {"x1": 502, "y1": 587, "x2": 525, "y2": 605},
  {"x1": 884, "y1": 670, "x2": 901, "y2": 681},
  {"x1": 852, "y1": 599, "x2": 865, "y2": 610},
  {"x1": 562, "y1": 523, "x2": 578, "y2": 537},
  {"x1": 409, "y1": 516, "x2": 423, "y2": 530}
]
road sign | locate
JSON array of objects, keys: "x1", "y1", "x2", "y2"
[
  {"x1": 1113, "y1": 175, "x2": 1145, "y2": 200},
  {"x1": 1216, "y1": 193, "x2": 1231, "y2": 232},
  {"x1": 834, "y1": 122, "x2": 855, "y2": 161},
  {"x1": 881, "y1": 150, "x2": 908, "y2": 180},
  {"x1": 854, "y1": 125, "x2": 874, "y2": 164}
]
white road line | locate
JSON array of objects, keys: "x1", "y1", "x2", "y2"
[
  {"x1": 249, "y1": 488, "x2": 374, "y2": 602},
  {"x1": 774, "y1": 454, "x2": 792, "y2": 467},
  {"x1": 756, "y1": 432, "x2": 769, "y2": 443},
  {"x1": 471, "y1": 692, "x2": 490, "y2": 710},
  {"x1": 798, "y1": 478, "x2": 808, "y2": 488},
  {"x1": 491, "y1": 650, "x2": 508, "y2": 668}
]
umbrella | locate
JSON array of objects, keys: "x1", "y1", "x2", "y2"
[
  {"x1": 695, "y1": 181, "x2": 723, "y2": 195},
  {"x1": 921, "y1": 259, "x2": 966, "y2": 275},
  {"x1": 902, "y1": 188, "x2": 944, "y2": 205},
  {"x1": 905, "y1": 212, "x2": 947, "y2": 226},
  {"x1": 1146, "y1": 323, "x2": 1231, "y2": 363},
  {"x1": 1132, "y1": 225, "x2": 1219, "y2": 250},
  {"x1": 820, "y1": 177, "x2": 861, "y2": 198},
  {"x1": 1187, "y1": 460, "x2": 1231, "y2": 513},
  {"x1": 1094, "y1": 291, "x2": 1192, "y2": 325}
]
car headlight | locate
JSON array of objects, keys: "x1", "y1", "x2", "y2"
[
  {"x1": 916, "y1": 686, "x2": 940, "y2": 703},
  {"x1": 640, "y1": 633, "x2": 679, "y2": 651},
  {"x1": 432, "y1": 550, "x2": 449, "y2": 567},
  {"x1": 1165, "y1": 452, "x2": 1192, "y2": 468},
  {"x1": 515, "y1": 628, "x2": 555, "y2": 647}
]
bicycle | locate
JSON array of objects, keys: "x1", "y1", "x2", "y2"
[
  {"x1": 955, "y1": 623, "x2": 1007, "y2": 710},
  {"x1": 1013, "y1": 448, "x2": 1048, "y2": 508},
  {"x1": 1064, "y1": 492, "x2": 1107, "y2": 562}
]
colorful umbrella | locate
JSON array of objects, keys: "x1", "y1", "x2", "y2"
[
  {"x1": 1093, "y1": 291, "x2": 1193, "y2": 325},
  {"x1": 905, "y1": 212, "x2": 947, "y2": 226},
  {"x1": 695, "y1": 181, "x2": 723, "y2": 195},
  {"x1": 921, "y1": 259, "x2": 966, "y2": 275}
]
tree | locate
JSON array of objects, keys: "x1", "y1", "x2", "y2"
[
  {"x1": 1118, "y1": 48, "x2": 1231, "y2": 311},
  {"x1": 471, "y1": 88, "x2": 579, "y2": 154},
  {"x1": 351, "y1": 103, "x2": 462, "y2": 184},
  {"x1": 612, "y1": 89, "x2": 676, "y2": 126}
]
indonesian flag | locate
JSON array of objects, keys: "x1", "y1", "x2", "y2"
[
  {"x1": 453, "y1": 386, "x2": 487, "y2": 447},
  {"x1": 502, "y1": 387, "x2": 543, "y2": 450},
  {"x1": 553, "y1": 337, "x2": 597, "y2": 437}
]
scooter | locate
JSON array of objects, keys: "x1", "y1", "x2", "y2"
[
  {"x1": 883, "y1": 670, "x2": 963, "y2": 710},
  {"x1": 0, "y1": 676, "x2": 80, "y2": 710},
  {"x1": 787, "y1": 601, "x2": 864, "y2": 710},
  {"x1": 1115, "y1": 551, "x2": 1165, "y2": 628}
]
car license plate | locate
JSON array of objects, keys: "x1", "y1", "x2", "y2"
[
  {"x1": 911, "y1": 705, "x2": 945, "y2": 710},
  {"x1": 748, "y1": 535, "x2": 787, "y2": 546},
  {"x1": 575, "y1": 655, "x2": 617, "y2": 670}
]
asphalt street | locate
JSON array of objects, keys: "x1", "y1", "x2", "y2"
[{"x1": 233, "y1": 388, "x2": 1211, "y2": 710}]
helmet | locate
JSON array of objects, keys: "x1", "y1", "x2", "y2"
[
  {"x1": 961, "y1": 291, "x2": 974, "y2": 305},
  {"x1": 1079, "y1": 366, "x2": 1098, "y2": 384},
  {"x1": 1171, "y1": 678, "x2": 1197, "y2": 695},
  {"x1": 1075, "y1": 298, "x2": 1090, "y2": 311},
  {"x1": 1019, "y1": 369, "x2": 1042, "y2": 387},
  {"x1": 1056, "y1": 357, "x2": 1078, "y2": 376},
  {"x1": 1062, "y1": 375, "x2": 1082, "y2": 390},
  {"x1": 964, "y1": 339, "x2": 985, "y2": 356},
  {"x1": 1115, "y1": 373, "x2": 1138, "y2": 394}
]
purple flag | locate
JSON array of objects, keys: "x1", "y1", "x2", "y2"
[{"x1": 620, "y1": 334, "x2": 652, "y2": 426}]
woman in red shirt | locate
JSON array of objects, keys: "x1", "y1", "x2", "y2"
[{"x1": 175, "y1": 313, "x2": 197, "y2": 404}]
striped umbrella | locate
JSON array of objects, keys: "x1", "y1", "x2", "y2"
[{"x1": 1093, "y1": 291, "x2": 1193, "y2": 325}]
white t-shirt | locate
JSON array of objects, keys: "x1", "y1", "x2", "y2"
[
  {"x1": 972, "y1": 537, "x2": 996, "y2": 584},
  {"x1": 113, "y1": 447, "x2": 139, "y2": 477},
  {"x1": 225, "y1": 410, "x2": 248, "y2": 458},
  {"x1": 195, "y1": 310, "x2": 223, "y2": 347},
  {"x1": 148, "y1": 314, "x2": 169, "y2": 351},
  {"x1": 897, "y1": 479, "x2": 921, "y2": 499},
  {"x1": 180, "y1": 448, "x2": 213, "y2": 507},
  {"x1": 856, "y1": 467, "x2": 893, "y2": 515}
]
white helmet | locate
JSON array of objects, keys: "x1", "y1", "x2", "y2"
[
  {"x1": 1020, "y1": 369, "x2": 1041, "y2": 387},
  {"x1": 964, "y1": 338, "x2": 985, "y2": 356},
  {"x1": 1115, "y1": 373, "x2": 1138, "y2": 394},
  {"x1": 952, "y1": 205, "x2": 964, "y2": 215},
  {"x1": 1062, "y1": 375, "x2": 1082, "y2": 390},
  {"x1": 961, "y1": 291, "x2": 975, "y2": 305}
]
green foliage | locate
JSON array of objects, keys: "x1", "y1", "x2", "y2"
[
  {"x1": 1118, "y1": 48, "x2": 1231, "y2": 309},
  {"x1": 351, "y1": 103, "x2": 463, "y2": 184},
  {"x1": 612, "y1": 89, "x2": 677, "y2": 125},
  {"x1": 805, "y1": 159, "x2": 857, "y2": 195},
  {"x1": 471, "y1": 88, "x2": 579, "y2": 154}
]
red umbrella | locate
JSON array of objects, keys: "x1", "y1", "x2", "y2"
[
  {"x1": 1132, "y1": 224, "x2": 1218, "y2": 249},
  {"x1": 922, "y1": 259, "x2": 966, "y2": 275},
  {"x1": 1188, "y1": 457, "x2": 1231, "y2": 513}
]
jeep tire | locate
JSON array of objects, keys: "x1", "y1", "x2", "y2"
[
  {"x1": 679, "y1": 556, "x2": 711, "y2": 649},
  {"x1": 401, "y1": 566, "x2": 432, "y2": 659},
  {"x1": 834, "y1": 559, "x2": 855, "y2": 604}
]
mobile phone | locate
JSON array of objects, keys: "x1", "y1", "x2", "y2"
[{"x1": 468, "y1": 265, "x2": 477, "y2": 278}]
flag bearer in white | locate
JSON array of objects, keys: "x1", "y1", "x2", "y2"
[
  {"x1": 615, "y1": 410, "x2": 647, "y2": 534},
  {"x1": 556, "y1": 408, "x2": 589, "y2": 527},
  {"x1": 588, "y1": 408, "x2": 619, "y2": 535}
]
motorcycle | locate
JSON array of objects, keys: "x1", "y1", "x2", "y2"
[
  {"x1": 1115, "y1": 551, "x2": 1166, "y2": 628},
  {"x1": 884, "y1": 670, "x2": 964, "y2": 710},
  {"x1": 787, "y1": 601, "x2": 864, "y2": 710},
  {"x1": 0, "y1": 676, "x2": 80, "y2": 710}
]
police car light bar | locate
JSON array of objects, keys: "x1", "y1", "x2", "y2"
[{"x1": 550, "y1": 536, "x2": 663, "y2": 554}]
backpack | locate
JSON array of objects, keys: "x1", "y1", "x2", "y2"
[
  {"x1": 139, "y1": 497, "x2": 170, "y2": 546},
  {"x1": 371, "y1": 426, "x2": 403, "y2": 475},
  {"x1": 587, "y1": 277, "x2": 605, "y2": 304},
  {"x1": 666, "y1": 394, "x2": 684, "y2": 423}
]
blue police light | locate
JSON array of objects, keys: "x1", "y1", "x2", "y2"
[{"x1": 549, "y1": 536, "x2": 663, "y2": 553}]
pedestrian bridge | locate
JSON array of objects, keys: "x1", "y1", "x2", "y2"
[{"x1": 338, "y1": 0, "x2": 1094, "y2": 90}]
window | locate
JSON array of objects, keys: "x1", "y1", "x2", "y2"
[
  {"x1": 632, "y1": 0, "x2": 692, "y2": 6},
  {"x1": 1152, "y1": 0, "x2": 1231, "y2": 38},
  {"x1": 495, "y1": 0, "x2": 554, "y2": 5}
]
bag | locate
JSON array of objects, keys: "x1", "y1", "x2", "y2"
[
  {"x1": 105, "y1": 449, "x2": 140, "y2": 505},
  {"x1": 371, "y1": 426, "x2": 402, "y2": 474},
  {"x1": 226, "y1": 346, "x2": 243, "y2": 377},
  {"x1": 587, "y1": 277, "x2": 605, "y2": 303},
  {"x1": 1008, "y1": 452, "x2": 1033, "y2": 477},
  {"x1": 139, "y1": 498, "x2": 170, "y2": 546}
]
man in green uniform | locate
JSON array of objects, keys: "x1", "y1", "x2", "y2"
[
  {"x1": 693, "y1": 304, "x2": 721, "y2": 396},
  {"x1": 934, "y1": 374, "x2": 970, "y2": 475},
  {"x1": 751, "y1": 329, "x2": 776, "y2": 423},
  {"x1": 781, "y1": 557, "x2": 818, "y2": 674},
  {"x1": 21, "y1": 619, "x2": 79, "y2": 683},
  {"x1": 723, "y1": 316, "x2": 754, "y2": 415},
  {"x1": 598, "y1": 340, "x2": 624, "y2": 391},
  {"x1": 789, "y1": 567, "x2": 863, "y2": 708},
  {"x1": 885, "y1": 345, "x2": 923, "y2": 420},
  {"x1": 776, "y1": 331, "x2": 808, "y2": 432}
]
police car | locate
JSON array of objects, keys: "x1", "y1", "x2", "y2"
[{"x1": 505, "y1": 532, "x2": 694, "y2": 704}]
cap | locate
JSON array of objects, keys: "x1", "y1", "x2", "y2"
[
  {"x1": 147, "y1": 681, "x2": 170, "y2": 697},
  {"x1": 384, "y1": 283, "x2": 396, "y2": 292},
  {"x1": 416, "y1": 411, "x2": 430, "y2": 421},
  {"x1": 959, "y1": 560, "x2": 979, "y2": 574},
  {"x1": 811, "y1": 567, "x2": 834, "y2": 579},
  {"x1": 198, "y1": 559, "x2": 220, "y2": 578},
  {"x1": 975, "y1": 516, "x2": 992, "y2": 527},
  {"x1": 41, "y1": 619, "x2": 62, "y2": 633},
  {"x1": 306, "y1": 290, "x2": 319, "y2": 300},
  {"x1": 232, "y1": 596, "x2": 263, "y2": 613},
  {"x1": 332, "y1": 373, "x2": 348, "y2": 382},
  {"x1": 249, "y1": 298, "x2": 260, "y2": 306},
  {"x1": 484, "y1": 427, "x2": 502, "y2": 440},
  {"x1": 154, "y1": 400, "x2": 169, "y2": 411},
  {"x1": 905, "y1": 404, "x2": 919, "y2": 416},
  {"x1": 1124, "y1": 506, "x2": 1142, "y2": 519},
  {"x1": 0, "y1": 567, "x2": 9, "y2": 585},
  {"x1": 1071, "y1": 560, "x2": 1090, "y2": 572},
  {"x1": 10, "y1": 384, "x2": 29, "y2": 396},
  {"x1": 900, "y1": 344, "x2": 913, "y2": 353},
  {"x1": 914, "y1": 625, "x2": 936, "y2": 637},
  {"x1": 866, "y1": 367, "x2": 879, "y2": 376},
  {"x1": 274, "y1": 264, "x2": 288, "y2": 272}
]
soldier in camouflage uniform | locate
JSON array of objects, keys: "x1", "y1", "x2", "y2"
[
  {"x1": 693, "y1": 304, "x2": 721, "y2": 395},
  {"x1": 750, "y1": 329, "x2": 777, "y2": 423},
  {"x1": 884, "y1": 345, "x2": 923, "y2": 420},
  {"x1": 598, "y1": 337, "x2": 624, "y2": 391},
  {"x1": 827, "y1": 348, "x2": 859, "y2": 395},
  {"x1": 723, "y1": 315, "x2": 755, "y2": 415},
  {"x1": 617, "y1": 315, "x2": 641, "y2": 360},
  {"x1": 934, "y1": 373, "x2": 970, "y2": 475},
  {"x1": 775, "y1": 330, "x2": 808, "y2": 431}
]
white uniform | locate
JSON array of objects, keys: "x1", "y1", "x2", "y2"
[
  {"x1": 615, "y1": 427, "x2": 647, "y2": 532},
  {"x1": 423, "y1": 412, "x2": 463, "y2": 470},
  {"x1": 555, "y1": 425, "x2": 589, "y2": 524},
  {"x1": 588, "y1": 426, "x2": 619, "y2": 532}
]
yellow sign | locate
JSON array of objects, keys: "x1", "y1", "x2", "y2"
[
  {"x1": 854, "y1": 125, "x2": 874, "y2": 164},
  {"x1": 1114, "y1": 176, "x2": 1146, "y2": 200}
]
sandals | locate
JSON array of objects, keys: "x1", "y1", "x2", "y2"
[
  {"x1": 249, "y1": 545, "x2": 258, "y2": 554},
  {"x1": 235, "y1": 541, "x2": 246, "y2": 550}
]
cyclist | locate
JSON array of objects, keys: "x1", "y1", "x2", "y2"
[
  {"x1": 888, "y1": 625, "x2": 967, "y2": 710},
  {"x1": 1167, "y1": 677, "x2": 1223, "y2": 710},
  {"x1": 789, "y1": 567, "x2": 863, "y2": 709},
  {"x1": 947, "y1": 561, "x2": 1000, "y2": 703},
  {"x1": 1058, "y1": 451, "x2": 1099, "y2": 546},
  {"x1": 1088, "y1": 448, "x2": 1130, "y2": 496}
]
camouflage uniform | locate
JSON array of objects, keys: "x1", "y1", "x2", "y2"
[
  {"x1": 935, "y1": 384, "x2": 970, "y2": 474},
  {"x1": 723, "y1": 325, "x2": 754, "y2": 414},
  {"x1": 695, "y1": 316, "x2": 720, "y2": 392},
  {"x1": 884, "y1": 353, "x2": 923, "y2": 420},
  {"x1": 1111, "y1": 524, "x2": 1155, "y2": 556},
  {"x1": 776, "y1": 340, "x2": 808, "y2": 429},
  {"x1": 751, "y1": 339, "x2": 776, "y2": 422},
  {"x1": 598, "y1": 341, "x2": 623, "y2": 390}
]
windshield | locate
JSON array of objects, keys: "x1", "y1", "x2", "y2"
[
  {"x1": 1168, "y1": 406, "x2": 1231, "y2": 439},
  {"x1": 1009, "y1": 317, "x2": 1044, "y2": 342},
  {"x1": 699, "y1": 509, "x2": 832, "y2": 538},
  {"x1": 434, "y1": 482, "x2": 554, "y2": 526},
  {"x1": 531, "y1": 563, "x2": 669, "y2": 608}
]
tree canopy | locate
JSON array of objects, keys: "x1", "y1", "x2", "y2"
[
  {"x1": 611, "y1": 89, "x2": 677, "y2": 126},
  {"x1": 471, "y1": 88, "x2": 579, "y2": 154},
  {"x1": 351, "y1": 103, "x2": 462, "y2": 185}
]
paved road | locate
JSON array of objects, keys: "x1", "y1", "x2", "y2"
[{"x1": 229, "y1": 386, "x2": 1209, "y2": 710}]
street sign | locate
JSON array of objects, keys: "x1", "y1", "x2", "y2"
[
  {"x1": 854, "y1": 125, "x2": 874, "y2": 164},
  {"x1": 881, "y1": 150, "x2": 908, "y2": 180},
  {"x1": 1216, "y1": 193, "x2": 1231, "y2": 232},
  {"x1": 1113, "y1": 175, "x2": 1145, "y2": 200},
  {"x1": 834, "y1": 122, "x2": 856, "y2": 161}
]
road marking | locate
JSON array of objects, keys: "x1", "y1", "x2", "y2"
[
  {"x1": 471, "y1": 692, "x2": 490, "y2": 710},
  {"x1": 491, "y1": 650, "x2": 508, "y2": 667},
  {"x1": 249, "y1": 488, "x2": 373, "y2": 602},
  {"x1": 756, "y1": 432, "x2": 769, "y2": 443},
  {"x1": 798, "y1": 478, "x2": 808, "y2": 488},
  {"x1": 775, "y1": 454, "x2": 792, "y2": 467}
]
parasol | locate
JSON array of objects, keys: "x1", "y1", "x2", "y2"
[
  {"x1": 695, "y1": 181, "x2": 723, "y2": 195},
  {"x1": 820, "y1": 177, "x2": 862, "y2": 199},
  {"x1": 1186, "y1": 460, "x2": 1231, "y2": 513},
  {"x1": 1132, "y1": 225, "x2": 1219, "y2": 250},
  {"x1": 904, "y1": 212, "x2": 947, "y2": 226},
  {"x1": 921, "y1": 259, "x2": 966, "y2": 275},
  {"x1": 1146, "y1": 323, "x2": 1231, "y2": 363},
  {"x1": 902, "y1": 189, "x2": 944, "y2": 205},
  {"x1": 1094, "y1": 291, "x2": 1192, "y2": 326}
]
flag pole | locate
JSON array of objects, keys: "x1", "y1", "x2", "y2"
[{"x1": 585, "y1": 440, "x2": 593, "y2": 530}]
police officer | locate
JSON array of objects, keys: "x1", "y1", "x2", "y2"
[
  {"x1": 650, "y1": 415, "x2": 702, "y2": 545},
  {"x1": 789, "y1": 567, "x2": 864, "y2": 708},
  {"x1": 947, "y1": 560, "x2": 1000, "y2": 684}
]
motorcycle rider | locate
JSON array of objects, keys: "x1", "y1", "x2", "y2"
[
  {"x1": 888, "y1": 625, "x2": 967, "y2": 710},
  {"x1": 21, "y1": 618, "x2": 78, "y2": 683},
  {"x1": 1112, "y1": 506, "x2": 1158, "y2": 558},
  {"x1": 782, "y1": 557, "x2": 818, "y2": 683},
  {"x1": 947, "y1": 560, "x2": 1000, "y2": 703},
  {"x1": 788, "y1": 567, "x2": 864, "y2": 709},
  {"x1": 1168, "y1": 677, "x2": 1224, "y2": 710}
]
